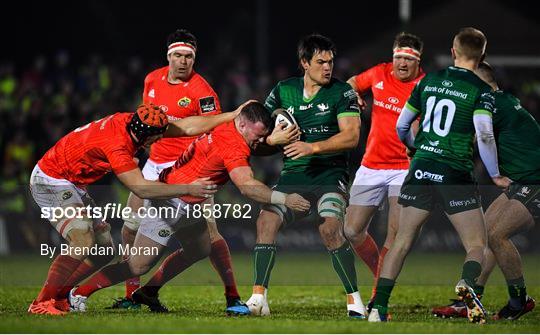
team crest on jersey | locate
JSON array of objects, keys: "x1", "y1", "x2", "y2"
[
  {"x1": 178, "y1": 97, "x2": 191, "y2": 108},
  {"x1": 317, "y1": 103, "x2": 329, "y2": 112},
  {"x1": 62, "y1": 191, "x2": 73, "y2": 200},
  {"x1": 199, "y1": 96, "x2": 217, "y2": 113},
  {"x1": 158, "y1": 229, "x2": 171, "y2": 238},
  {"x1": 148, "y1": 88, "x2": 155, "y2": 98},
  {"x1": 518, "y1": 186, "x2": 531, "y2": 197},
  {"x1": 287, "y1": 106, "x2": 295, "y2": 114}
]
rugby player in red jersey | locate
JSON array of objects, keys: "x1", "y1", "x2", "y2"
[
  {"x1": 118, "y1": 29, "x2": 248, "y2": 314},
  {"x1": 344, "y1": 32, "x2": 425, "y2": 304},
  {"x1": 27, "y1": 102, "x2": 244, "y2": 315},
  {"x1": 68, "y1": 102, "x2": 310, "y2": 313}
]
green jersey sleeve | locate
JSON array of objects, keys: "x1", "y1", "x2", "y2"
[
  {"x1": 404, "y1": 80, "x2": 423, "y2": 113},
  {"x1": 264, "y1": 83, "x2": 281, "y2": 113},
  {"x1": 473, "y1": 90, "x2": 495, "y2": 116},
  {"x1": 336, "y1": 85, "x2": 360, "y2": 118}
]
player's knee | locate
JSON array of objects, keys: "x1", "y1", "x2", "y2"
[
  {"x1": 128, "y1": 259, "x2": 152, "y2": 276},
  {"x1": 67, "y1": 223, "x2": 95, "y2": 250},
  {"x1": 343, "y1": 223, "x2": 366, "y2": 244},
  {"x1": 319, "y1": 218, "x2": 345, "y2": 246},
  {"x1": 95, "y1": 220, "x2": 112, "y2": 246},
  {"x1": 256, "y1": 210, "x2": 282, "y2": 243},
  {"x1": 487, "y1": 228, "x2": 507, "y2": 248}
]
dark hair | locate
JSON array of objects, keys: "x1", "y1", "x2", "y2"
[
  {"x1": 393, "y1": 32, "x2": 424, "y2": 53},
  {"x1": 166, "y1": 29, "x2": 197, "y2": 49},
  {"x1": 297, "y1": 33, "x2": 336, "y2": 64},
  {"x1": 453, "y1": 27, "x2": 487, "y2": 62},
  {"x1": 476, "y1": 61, "x2": 497, "y2": 86},
  {"x1": 240, "y1": 102, "x2": 273, "y2": 130}
]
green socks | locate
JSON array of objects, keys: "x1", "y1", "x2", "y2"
[
  {"x1": 329, "y1": 243, "x2": 358, "y2": 294},
  {"x1": 373, "y1": 278, "x2": 396, "y2": 315},
  {"x1": 253, "y1": 244, "x2": 277, "y2": 288},
  {"x1": 507, "y1": 276, "x2": 527, "y2": 308},
  {"x1": 461, "y1": 261, "x2": 482, "y2": 288}
]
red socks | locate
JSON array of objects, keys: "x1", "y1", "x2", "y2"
[
  {"x1": 209, "y1": 239, "x2": 239, "y2": 299},
  {"x1": 352, "y1": 234, "x2": 379, "y2": 276},
  {"x1": 57, "y1": 261, "x2": 93, "y2": 299},
  {"x1": 143, "y1": 249, "x2": 194, "y2": 296},
  {"x1": 75, "y1": 262, "x2": 132, "y2": 298},
  {"x1": 36, "y1": 255, "x2": 82, "y2": 302}
]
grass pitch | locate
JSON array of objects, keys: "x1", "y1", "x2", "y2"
[{"x1": 1, "y1": 252, "x2": 539, "y2": 333}]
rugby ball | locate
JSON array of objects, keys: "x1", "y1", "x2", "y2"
[{"x1": 272, "y1": 108, "x2": 298, "y2": 130}]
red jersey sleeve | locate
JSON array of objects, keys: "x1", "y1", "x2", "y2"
[
  {"x1": 221, "y1": 147, "x2": 249, "y2": 172},
  {"x1": 354, "y1": 65, "x2": 380, "y2": 94},
  {"x1": 142, "y1": 73, "x2": 153, "y2": 103},
  {"x1": 103, "y1": 143, "x2": 138, "y2": 175},
  {"x1": 194, "y1": 80, "x2": 221, "y2": 116}
]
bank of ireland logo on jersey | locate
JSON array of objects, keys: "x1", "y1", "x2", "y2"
[
  {"x1": 178, "y1": 97, "x2": 191, "y2": 108},
  {"x1": 388, "y1": 97, "x2": 399, "y2": 104},
  {"x1": 442, "y1": 80, "x2": 453, "y2": 88}
]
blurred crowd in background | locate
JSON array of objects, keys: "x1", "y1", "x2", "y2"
[{"x1": 1, "y1": 48, "x2": 539, "y2": 252}]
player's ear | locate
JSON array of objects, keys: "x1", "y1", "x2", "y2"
[
  {"x1": 450, "y1": 48, "x2": 456, "y2": 60},
  {"x1": 300, "y1": 58, "x2": 309, "y2": 71},
  {"x1": 480, "y1": 52, "x2": 486, "y2": 63}
]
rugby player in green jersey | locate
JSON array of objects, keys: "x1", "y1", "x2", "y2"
[
  {"x1": 245, "y1": 34, "x2": 364, "y2": 318},
  {"x1": 367, "y1": 28, "x2": 512, "y2": 324},
  {"x1": 432, "y1": 62, "x2": 538, "y2": 321}
]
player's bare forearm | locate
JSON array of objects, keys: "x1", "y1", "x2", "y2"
[
  {"x1": 164, "y1": 100, "x2": 256, "y2": 137},
  {"x1": 229, "y1": 166, "x2": 272, "y2": 203},
  {"x1": 117, "y1": 169, "x2": 216, "y2": 199},
  {"x1": 164, "y1": 112, "x2": 235, "y2": 137},
  {"x1": 311, "y1": 128, "x2": 359, "y2": 154},
  {"x1": 283, "y1": 116, "x2": 359, "y2": 160}
]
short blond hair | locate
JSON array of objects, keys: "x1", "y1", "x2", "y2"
[{"x1": 453, "y1": 27, "x2": 487, "y2": 62}]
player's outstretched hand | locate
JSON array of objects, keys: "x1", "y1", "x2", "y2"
[
  {"x1": 284, "y1": 141, "x2": 313, "y2": 160},
  {"x1": 268, "y1": 123, "x2": 301, "y2": 146},
  {"x1": 188, "y1": 177, "x2": 218, "y2": 198},
  {"x1": 492, "y1": 175, "x2": 512, "y2": 191},
  {"x1": 233, "y1": 99, "x2": 258, "y2": 116},
  {"x1": 285, "y1": 193, "x2": 311, "y2": 212}
]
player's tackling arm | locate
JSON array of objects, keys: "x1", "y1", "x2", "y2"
[
  {"x1": 164, "y1": 100, "x2": 256, "y2": 137},
  {"x1": 396, "y1": 102, "x2": 418, "y2": 150},
  {"x1": 283, "y1": 116, "x2": 360, "y2": 160},
  {"x1": 229, "y1": 166, "x2": 310, "y2": 211},
  {"x1": 116, "y1": 168, "x2": 217, "y2": 199}
]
